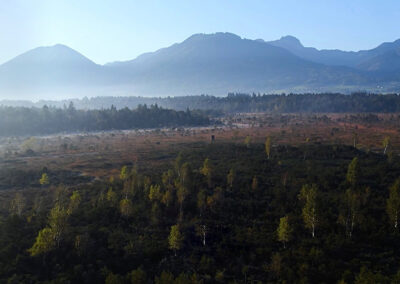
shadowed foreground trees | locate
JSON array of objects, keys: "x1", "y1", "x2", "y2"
[{"x1": 2, "y1": 143, "x2": 400, "y2": 283}]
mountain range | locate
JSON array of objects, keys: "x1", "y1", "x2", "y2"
[{"x1": 1, "y1": 32, "x2": 400, "y2": 99}]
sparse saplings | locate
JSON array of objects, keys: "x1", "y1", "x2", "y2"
[
  {"x1": 168, "y1": 224, "x2": 184, "y2": 256},
  {"x1": 265, "y1": 136, "x2": 271, "y2": 159},
  {"x1": 387, "y1": 179, "x2": 400, "y2": 230},
  {"x1": 298, "y1": 184, "x2": 318, "y2": 238},
  {"x1": 277, "y1": 216, "x2": 292, "y2": 248}
]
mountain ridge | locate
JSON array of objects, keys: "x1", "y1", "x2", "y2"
[{"x1": 0, "y1": 32, "x2": 399, "y2": 99}]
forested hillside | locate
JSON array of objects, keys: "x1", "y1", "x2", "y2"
[{"x1": 1, "y1": 142, "x2": 400, "y2": 283}]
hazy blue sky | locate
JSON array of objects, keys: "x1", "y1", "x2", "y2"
[{"x1": 1, "y1": 0, "x2": 399, "y2": 64}]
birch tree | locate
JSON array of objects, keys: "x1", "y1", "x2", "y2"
[
  {"x1": 298, "y1": 184, "x2": 318, "y2": 238},
  {"x1": 277, "y1": 216, "x2": 292, "y2": 248},
  {"x1": 387, "y1": 179, "x2": 400, "y2": 230}
]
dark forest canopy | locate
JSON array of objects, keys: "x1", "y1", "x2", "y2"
[
  {"x1": 2, "y1": 143, "x2": 400, "y2": 283},
  {"x1": 2, "y1": 92, "x2": 400, "y2": 113},
  {"x1": 0, "y1": 103, "x2": 210, "y2": 137}
]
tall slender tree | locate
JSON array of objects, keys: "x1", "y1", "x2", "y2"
[
  {"x1": 387, "y1": 179, "x2": 400, "y2": 230},
  {"x1": 277, "y1": 216, "x2": 292, "y2": 248},
  {"x1": 298, "y1": 184, "x2": 318, "y2": 238}
]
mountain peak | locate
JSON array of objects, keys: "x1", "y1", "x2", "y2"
[
  {"x1": 277, "y1": 35, "x2": 303, "y2": 48},
  {"x1": 2, "y1": 44, "x2": 96, "y2": 67},
  {"x1": 184, "y1": 32, "x2": 242, "y2": 43}
]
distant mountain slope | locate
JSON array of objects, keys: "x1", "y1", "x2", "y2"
[
  {"x1": 268, "y1": 36, "x2": 400, "y2": 72},
  {"x1": 357, "y1": 50, "x2": 400, "y2": 73},
  {"x1": 106, "y1": 33, "x2": 367, "y2": 95},
  {"x1": 0, "y1": 44, "x2": 110, "y2": 99},
  {"x1": 0, "y1": 33, "x2": 399, "y2": 99}
]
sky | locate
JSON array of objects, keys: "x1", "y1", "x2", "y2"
[{"x1": 0, "y1": 0, "x2": 399, "y2": 65}]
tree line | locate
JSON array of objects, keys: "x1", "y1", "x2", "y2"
[
  {"x1": 4, "y1": 92, "x2": 400, "y2": 113},
  {"x1": 0, "y1": 103, "x2": 210, "y2": 136}
]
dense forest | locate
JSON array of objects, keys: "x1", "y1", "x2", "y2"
[
  {"x1": 2, "y1": 142, "x2": 400, "y2": 283},
  {"x1": 0, "y1": 103, "x2": 210, "y2": 136},
  {"x1": 3, "y1": 93, "x2": 400, "y2": 113}
]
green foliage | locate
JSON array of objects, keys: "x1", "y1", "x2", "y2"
[
  {"x1": 265, "y1": 136, "x2": 271, "y2": 159},
  {"x1": 298, "y1": 184, "x2": 318, "y2": 238},
  {"x1": 346, "y1": 157, "x2": 359, "y2": 187},
  {"x1": 168, "y1": 225, "x2": 184, "y2": 255},
  {"x1": 387, "y1": 179, "x2": 400, "y2": 229},
  {"x1": 39, "y1": 173, "x2": 50, "y2": 186},
  {"x1": 277, "y1": 216, "x2": 292, "y2": 248},
  {"x1": 106, "y1": 187, "x2": 118, "y2": 206},
  {"x1": 48, "y1": 203, "x2": 69, "y2": 247},
  {"x1": 200, "y1": 158, "x2": 212, "y2": 187},
  {"x1": 67, "y1": 190, "x2": 81, "y2": 214},
  {"x1": 383, "y1": 136, "x2": 391, "y2": 154},
  {"x1": 105, "y1": 272, "x2": 124, "y2": 284},
  {"x1": 129, "y1": 267, "x2": 147, "y2": 284},
  {"x1": 149, "y1": 184, "x2": 162, "y2": 202},
  {"x1": 120, "y1": 165, "x2": 128, "y2": 180},
  {"x1": 155, "y1": 271, "x2": 174, "y2": 284},
  {"x1": 120, "y1": 198, "x2": 133, "y2": 217},
  {"x1": 28, "y1": 227, "x2": 55, "y2": 256},
  {"x1": 3, "y1": 142, "x2": 400, "y2": 283}
]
